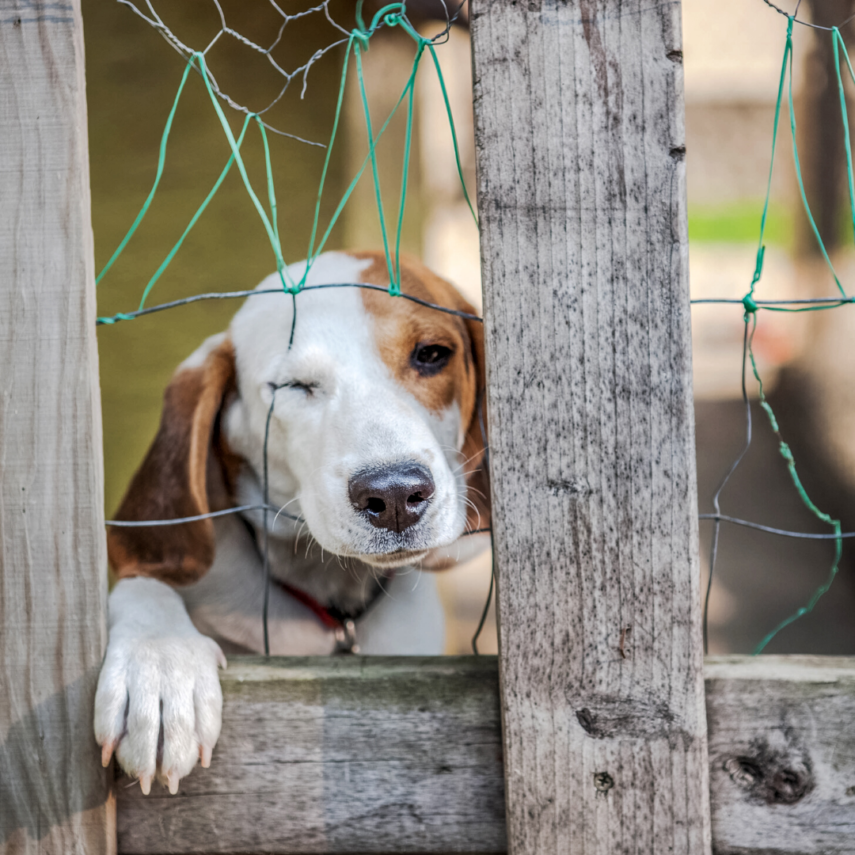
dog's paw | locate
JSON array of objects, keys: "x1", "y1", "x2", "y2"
[{"x1": 94, "y1": 577, "x2": 226, "y2": 794}]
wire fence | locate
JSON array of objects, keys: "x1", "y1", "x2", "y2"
[
  {"x1": 97, "y1": 0, "x2": 855, "y2": 657},
  {"x1": 694, "y1": 3, "x2": 855, "y2": 654},
  {"x1": 97, "y1": 0, "x2": 486, "y2": 654}
]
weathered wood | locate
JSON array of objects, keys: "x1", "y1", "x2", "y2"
[
  {"x1": 706, "y1": 656, "x2": 855, "y2": 855},
  {"x1": 0, "y1": 2, "x2": 113, "y2": 853},
  {"x1": 116, "y1": 656, "x2": 855, "y2": 855},
  {"x1": 116, "y1": 657, "x2": 506, "y2": 855},
  {"x1": 469, "y1": 1, "x2": 709, "y2": 852}
]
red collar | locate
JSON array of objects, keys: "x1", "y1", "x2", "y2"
[
  {"x1": 274, "y1": 579, "x2": 345, "y2": 631},
  {"x1": 239, "y1": 513, "x2": 392, "y2": 653},
  {"x1": 272, "y1": 574, "x2": 394, "y2": 654}
]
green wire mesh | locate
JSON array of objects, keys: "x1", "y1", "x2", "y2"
[
  {"x1": 97, "y1": 0, "x2": 475, "y2": 322},
  {"x1": 719, "y1": 13, "x2": 855, "y2": 654}
]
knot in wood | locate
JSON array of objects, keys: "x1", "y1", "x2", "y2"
[
  {"x1": 572, "y1": 696, "x2": 681, "y2": 741},
  {"x1": 722, "y1": 733, "x2": 814, "y2": 806},
  {"x1": 547, "y1": 477, "x2": 592, "y2": 499}
]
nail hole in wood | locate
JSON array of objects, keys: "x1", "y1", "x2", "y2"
[{"x1": 594, "y1": 772, "x2": 614, "y2": 793}]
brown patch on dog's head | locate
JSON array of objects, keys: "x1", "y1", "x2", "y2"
[
  {"x1": 351, "y1": 251, "x2": 490, "y2": 537},
  {"x1": 108, "y1": 338, "x2": 240, "y2": 585}
]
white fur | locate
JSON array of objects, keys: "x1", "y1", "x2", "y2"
[
  {"x1": 181, "y1": 513, "x2": 446, "y2": 656},
  {"x1": 225, "y1": 254, "x2": 468, "y2": 564},
  {"x1": 96, "y1": 252, "x2": 482, "y2": 796},
  {"x1": 94, "y1": 577, "x2": 225, "y2": 794}
]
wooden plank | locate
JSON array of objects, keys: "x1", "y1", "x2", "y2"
[
  {"x1": 706, "y1": 656, "x2": 855, "y2": 855},
  {"x1": 469, "y1": 1, "x2": 710, "y2": 852},
  {"x1": 116, "y1": 657, "x2": 506, "y2": 855},
  {"x1": 0, "y1": 2, "x2": 114, "y2": 853},
  {"x1": 116, "y1": 656, "x2": 855, "y2": 854}
]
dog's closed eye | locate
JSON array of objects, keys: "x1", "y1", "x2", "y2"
[
  {"x1": 269, "y1": 380, "x2": 319, "y2": 396},
  {"x1": 411, "y1": 343, "x2": 453, "y2": 377}
]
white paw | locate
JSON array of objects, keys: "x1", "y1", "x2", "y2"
[{"x1": 94, "y1": 577, "x2": 226, "y2": 794}]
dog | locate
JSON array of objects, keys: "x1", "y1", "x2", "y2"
[{"x1": 93, "y1": 250, "x2": 490, "y2": 795}]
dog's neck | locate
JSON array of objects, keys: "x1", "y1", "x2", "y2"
[
  {"x1": 261, "y1": 525, "x2": 393, "y2": 616},
  {"x1": 232, "y1": 468, "x2": 400, "y2": 615}
]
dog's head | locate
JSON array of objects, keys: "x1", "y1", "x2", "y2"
[{"x1": 109, "y1": 251, "x2": 489, "y2": 583}]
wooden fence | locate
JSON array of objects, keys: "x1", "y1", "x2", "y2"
[
  {"x1": 112, "y1": 656, "x2": 855, "y2": 855},
  {"x1": 1, "y1": 1, "x2": 853, "y2": 854}
]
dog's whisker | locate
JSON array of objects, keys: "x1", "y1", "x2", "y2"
[
  {"x1": 463, "y1": 503, "x2": 482, "y2": 531},
  {"x1": 272, "y1": 496, "x2": 301, "y2": 528},
  {"x1": 450, "y1": 447, "x2": 486, "y2": 475}
]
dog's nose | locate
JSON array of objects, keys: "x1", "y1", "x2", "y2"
[{"x1": 348, "y1": 463, "x2": 435, "y2": 533}]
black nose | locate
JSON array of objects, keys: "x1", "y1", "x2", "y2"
[{"x1": 348, "y1": 463, "x2": 435, "y2": 533}]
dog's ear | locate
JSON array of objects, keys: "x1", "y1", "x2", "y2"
[
  {"x1": 108, "y1": 336, "x2": 237, "y2": 585},
  {"x1": 460, "y1": 307, "x2": 490, "y2": 535}
]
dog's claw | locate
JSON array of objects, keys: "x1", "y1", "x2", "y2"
[
  {"x1": 200, "y1": 744, "x2": 212, "y2": 768},
  {"x1": 100, "y1": 741, "x2": 115, "y2": 768},
  {"x1": 167, "y1": 771, "x2": 179, "y2": 795}
]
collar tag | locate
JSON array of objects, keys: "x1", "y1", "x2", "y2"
[{"x1": 333, "y1": 619, "x2": 359, "y2": 655}]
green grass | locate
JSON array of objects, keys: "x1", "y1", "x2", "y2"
[{"x1": 688, "y1": 201, "x2": 793, "y2": 246}]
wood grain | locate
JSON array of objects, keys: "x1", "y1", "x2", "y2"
[
  {"x1": 469, "y1": 0, "x2": 710, "y2": 852},
  {"x1": 116, "y1": 656, "x2": 855, "y2": 855},
  {"x1": 706, "y1": 656, "x2": 855, "y2": 855},
  {"x1": 0, "y1": 2, "x2": 114, "y2": 852},
  {"x1": 116, "y1": 657, "x2": 506, "y2": 855}
]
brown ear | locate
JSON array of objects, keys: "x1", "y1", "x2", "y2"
[
  {"x1": 108, "y1": 337, "x2": 237, "y2": 585},
  {"x1": 460, "y1": 307, "x2": 490, "y2": 534}
]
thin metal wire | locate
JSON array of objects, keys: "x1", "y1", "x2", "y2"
[
  {"x1": 105, "y1": 507, "x2": 489, "y2": 533},
  {"x1": 471, "y1": 564, "x2": 494, "y2": 655},
  {"x1": 97, "y1": 282, "x2": 484, "y2": 326},
  {"x1": 115, "y1": 0, "x2": 346, "y2": 143},
  {"x1": 691, "y1": 296, "x2": 855, "y2": 306},
  {"x1": 105, "y1": 504, "x2": 300, "y2": 527},
  {"x1": 703, "y1": 321, "x2": 754, "y2": 654},
  {"x1": 700, "y1": 514, "x2": 855, "y2": 540},
  {"x1": 762, "y1": 0, "x2": 855, "y2": 32},
  {"x1": 115, "y1": 0, "x2": 467, "y2": 142},
  {"x1": 96, "y1": 287, "x2": 855, "y2": 328},
  {"x1": 424, "y1": 0, "x2": 469, "y2": 45},
  {"x1": 104, "y1": 508, "x2": 855, "y2": 544}
]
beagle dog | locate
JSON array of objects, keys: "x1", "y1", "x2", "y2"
[{"x1": 94, "y1": 250, "x2": 490, "y2": 794}]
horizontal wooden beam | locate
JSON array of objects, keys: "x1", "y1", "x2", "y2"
[
  {"x1": 706, "y1": 656, "x2": 855, "y2": 855},
  {"x1": 116, "y1": 656, "x2": 855, "y2": 854}
]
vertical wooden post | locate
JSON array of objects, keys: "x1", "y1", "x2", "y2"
[
  {"x1": 0, "y1": 2, "x2": 114, "y2": 853},
  {"x1": 470, "y1": 1, "x2": 711, "y2": 852}
]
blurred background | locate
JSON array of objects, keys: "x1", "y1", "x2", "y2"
[{"x1": 86, "y1": 0, "x2": 855, "y2": 656}]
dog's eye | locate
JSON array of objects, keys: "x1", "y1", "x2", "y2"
[
  {"x1": 411, "y1": 343, "x2": 453, "y2": 376},
  {"x1": 270, "y1": 380, "x2": 317, "y2": 396}
]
